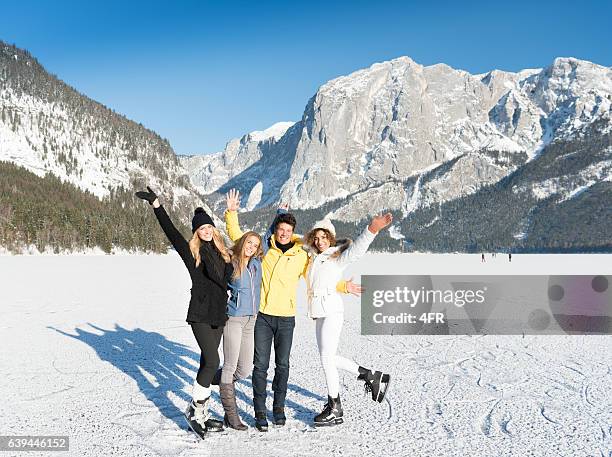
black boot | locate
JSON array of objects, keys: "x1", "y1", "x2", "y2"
[
  {"x1": 184, "y1": 398, "x2": 224, "y2": 439},
  {"x1": 313, "y1": 395, "x2": 343, "y2": 427},
  {"x1": 358, "y1": 366, "x2": 391, "y2": 403},
  {"x1": 255, "y1": 411, "x2": 268, "y2": 432},
  {"x1": 272, "y1": 407, "x2": 286, "y2": 426}
]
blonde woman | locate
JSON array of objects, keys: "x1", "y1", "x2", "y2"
[
  {"x1": 217, "y1": 224, "x2": 263, "y2": 431},
  {"x1": 136, "y1": 186, "x2": 232, "y2": 439},
  {"x1": 304, "y1": 215, "x2": 393, "y2": 427}
]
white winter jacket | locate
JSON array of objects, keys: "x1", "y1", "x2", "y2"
[{"x1": 305, "y1": 226, "x2": 376, "y2": 318}]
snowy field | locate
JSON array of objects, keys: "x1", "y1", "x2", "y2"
[{"x1": 1, "y1": 253, "x2": 611, "y2": 456}]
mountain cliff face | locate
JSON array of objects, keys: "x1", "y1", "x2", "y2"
[
  {"x1": 0, "y1": 42, "x2": 213, "y2": 223},
  {"x1": 180, "y1": 121, "x2": 295, "y2": 210},
  {"x1": 184, "y1": 57, "x2": 611, "y2": 231}
]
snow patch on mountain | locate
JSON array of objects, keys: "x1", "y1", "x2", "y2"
[
  {"x1": 245, "y1": 181, "x2": 263, "y2": 211},
  {"x1": 388, "y1": 225, "x2": 405, "y2": 240},
  {"x1": 0, "y1": 89, "x2": 133, "y2": 198},
  {"x1": 248, "y1": 121, "x2": 295, "y2": 142},
  {"x1": 517, "y1": 154, "x2": 612, "y2": 201}
]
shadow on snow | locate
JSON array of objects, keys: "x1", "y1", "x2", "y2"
[{"x1": 49, "y1": 323, "x2": 323, "y2": 430}]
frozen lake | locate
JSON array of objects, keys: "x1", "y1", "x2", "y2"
[{"x1": 1, "y1": 253, "x2": 610, "y2": 456}]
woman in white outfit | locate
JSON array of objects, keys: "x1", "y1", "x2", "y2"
[{"x1": 304, "y1": 213, "x2": 393, "y2": 427}]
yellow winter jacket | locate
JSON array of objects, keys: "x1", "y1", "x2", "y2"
[{"x1": 225, "y1": 210, "x2": 348, "y2": 317}]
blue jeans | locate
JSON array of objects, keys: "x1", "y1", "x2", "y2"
[{"x1": 252, "y1": 312, "x2": 295, "y2": 412}]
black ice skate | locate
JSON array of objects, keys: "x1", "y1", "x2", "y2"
[
  {"x1": 184, "y1": 398, "x2": 224, "y2": 439},
  {"x1": 313, "y1": 395, "x2": 343, "y2": 427},
  {"x1": 358, "y1": 367, "x2": 391, "y2": 403}
]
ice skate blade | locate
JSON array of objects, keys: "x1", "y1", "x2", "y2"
[
  {"x1": 377, "y1": 375, "x2": 391, "y2": 403},
  {"x1": 314, "y1": 417, "x2": 344, "y2": 427},
  {"x1": 184, "y1": 416, "x2": 207, "y2": 440},
  {"x1": 205, "y1": 425, "x2": 224, "y2": 432}
]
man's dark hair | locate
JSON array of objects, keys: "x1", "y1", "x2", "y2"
[{"x1": 274, "y1": 213, "x2": 297, "y2": 231}]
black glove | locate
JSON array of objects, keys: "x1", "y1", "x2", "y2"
[{"x1": 135, "y1": 186, "x2": 158, "y2": 205}]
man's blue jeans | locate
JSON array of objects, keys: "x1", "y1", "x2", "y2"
[{"x1": 252, "y1": 312, "x2": 295, "y2": 412}]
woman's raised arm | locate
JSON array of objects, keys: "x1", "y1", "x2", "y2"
[
  {"x1": 136, "y1": 186, "x2": 191, "y2": 264},
  {"x1": 337, "y1": 213, "x2": 393, "y2": 267}
]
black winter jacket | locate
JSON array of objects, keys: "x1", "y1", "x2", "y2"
[{"x1": 154, "y1": 205, "x2": 232, "y2": 326}]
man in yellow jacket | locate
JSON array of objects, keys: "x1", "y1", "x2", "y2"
[{"x1": 224, "y1": 189, "x2": 351, "y2": 432}]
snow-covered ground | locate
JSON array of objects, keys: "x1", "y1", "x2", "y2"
[{"x1": 1, "y1": 254, "x2": 610, "y2": 456}]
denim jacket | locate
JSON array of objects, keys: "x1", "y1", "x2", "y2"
[{"x1": 227, "y1": 257, "x2": 262, "y2": 317}]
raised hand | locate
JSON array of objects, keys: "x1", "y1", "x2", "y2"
[
  {"x1": 345, "y1": 277, "x2": 364, "y2": 297},
  {"x1": 135, "y1": 186, "x2": 158, "y2": 205},
  {"x1": 279, "y1": 202, "x2": 289, "y2": 211},
  {"x1": 226, "y1": 188, "x2": 240, "y2": 211},
  {"x1": 368, "y1": 212, "x2": 393, "y2": 234}
]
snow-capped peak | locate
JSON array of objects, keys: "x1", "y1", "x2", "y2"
[{"x1": 247, "y1": 121, "x2": 295, "y2": 142}]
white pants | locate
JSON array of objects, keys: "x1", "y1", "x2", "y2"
[{"x1": 315, "y1": 313, "x2": 359, "y2": 398}]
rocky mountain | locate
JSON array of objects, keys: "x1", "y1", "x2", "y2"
[
  {"x1": 180, "y1": 121, "x2": 295, "y2": 210},
  {"x1": 0, "y1": 41, "x2": 214, "y2": 224},
  {"x1": 184, "y1": 57, "x2": 611, "y2": 240}
]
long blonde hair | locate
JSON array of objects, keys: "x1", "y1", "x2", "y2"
[
  {"x1": 231, "y1": 231, "x2": 263, "y2": 280},
  {"x1": 189, "y1": 228, "x2": 231, "y2": 267}
]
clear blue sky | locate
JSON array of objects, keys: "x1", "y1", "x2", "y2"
[{"x1": 1, "y1": 0, "x2": 610, "y2": 154}]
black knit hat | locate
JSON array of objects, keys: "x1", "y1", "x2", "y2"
[{"x1": 192, "y1": 207, "x2": 215, "y2": 232}]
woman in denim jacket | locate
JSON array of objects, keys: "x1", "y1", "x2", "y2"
[{"x1": 216, "y1": 190, "x2": 264, "y2": 430}]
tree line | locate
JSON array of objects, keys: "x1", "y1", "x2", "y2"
[{"x1": 0, "y1": 161, "x2": 192, "y2": 253}]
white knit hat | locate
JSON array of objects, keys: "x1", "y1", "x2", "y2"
[{"x1": 311, "y1": 218, "x2": 336, "y2": 237}]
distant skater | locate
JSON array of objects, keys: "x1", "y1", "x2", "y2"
[
  {"x1": 481, "y1": 253, "x2": 485, "y2": 263},
  {"x1": 508, "y1": 253, "x2": 512, "y2": 262}
]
